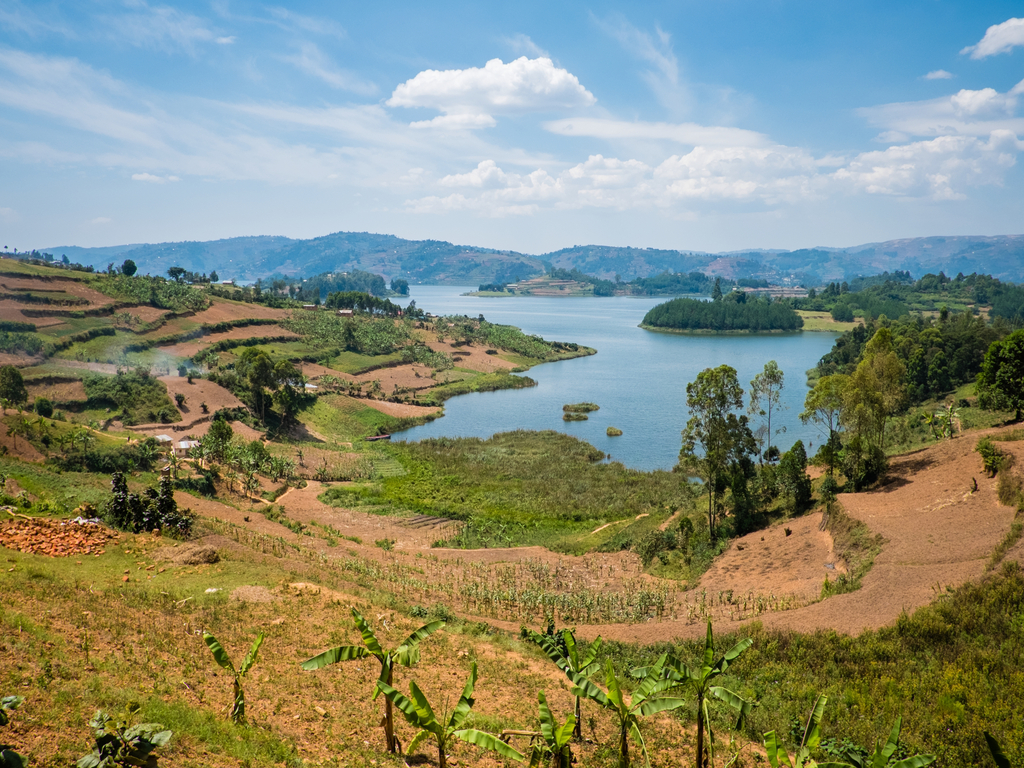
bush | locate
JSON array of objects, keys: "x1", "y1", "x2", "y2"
[
  {"x1": 104, "y1": 473, "x2": 194, "y2": 537},
  {"x1": 34, "y1": 396, "x2": 53, "y2": 418},
  {"x1": 977, "y1": 438, "x2": 1007, "y2": 477}
]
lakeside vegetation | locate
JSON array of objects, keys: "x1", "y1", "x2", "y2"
[{"x1": 641, "y1": 293, "x2": 803, "y2": 333}]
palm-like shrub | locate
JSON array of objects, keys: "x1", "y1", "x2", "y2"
[
  {"x1": 202, "y1": 630, "x2": 265, "y2": 724},
  {"x1": 528, "y1": 628, "x2": 602, "y2": 739},
  {"x1": 301, "y1": 608, "x2": 444, "y2": 754},
  {"x1": 378, "y1": 662, "x2": 524, "y2": 768},
  {"x1": 528, "y1": 691, "x2": 575, "y2": 768}
]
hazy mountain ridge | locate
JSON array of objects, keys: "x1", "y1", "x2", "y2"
[{"x1": 41, "y1": 232, "x2": 1024, "y2": 285}]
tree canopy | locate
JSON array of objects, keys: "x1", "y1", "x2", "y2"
[{"x1": 643, "y1": 297, "x2": 803, "y2": 332}]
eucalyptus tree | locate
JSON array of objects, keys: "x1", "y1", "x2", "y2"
[
  {"x1": 570, "y1": 655, "x2": 685, "y2": 768},
  {"x1": 378, "y1": 662, "x2": 524, "y2": 768},
  {"x1": 202, "y1": 631, "x2": 265, "y2": 724},
  {"x1": 301, "y1": 608, "x2": 444, "y2": 754},
  {"x1": 749, "y1": 361, "x2": 786, "y2": 463},
  {"x1": 801, "y1": 375, "x2": 848, "y2": 479},
  {"x1": 528, "y1": 628, "x2": 602, "y2": 739}
]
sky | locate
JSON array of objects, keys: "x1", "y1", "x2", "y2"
[{"x1": 1, "y1": 1, "x2": 1024, "y2": 255}]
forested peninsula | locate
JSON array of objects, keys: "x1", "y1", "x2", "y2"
[{"x1": 640, "y1": 292, "x2": 804, "y2": 333}]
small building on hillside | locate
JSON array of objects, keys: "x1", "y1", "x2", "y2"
[
  {"x1": 174, "y1": 439, "x2": 200, "y2": 458},
  {"x1": 336, "y1": 308, "x2": 354, "y2": 317}
]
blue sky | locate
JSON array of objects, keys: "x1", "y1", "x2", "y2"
[{"x1": 1, "y1": 1, "x2": 1023, "y2": 255}]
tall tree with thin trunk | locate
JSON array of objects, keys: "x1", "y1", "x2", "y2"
[{"x1": 749, "y1": 361, "x2": 786, "y2": 463}]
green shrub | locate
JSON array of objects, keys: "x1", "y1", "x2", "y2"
[{"x1": 34, "y1": 396, "x2": 53, "y2": 417}]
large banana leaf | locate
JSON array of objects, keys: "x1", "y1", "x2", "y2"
[
  {"x1": 580, "y1": 635, "x2": 602, "y2": 674},
  {"x1": 393, "y1": 620, "x2": 446, "y2": 666},
  {"x1": 300, "y1": 644, "x2": 371, "y2": 670},
  {"x1": 604, "y1": 661, "x2": 626, "y2": 716},
  {"x1": 409, "y1": 681, "x2": 439, "y2": 727},
  {"x1": 870, "y1": 717, "x2": 901, "y2": 768},
  {"x1": 710, "y1": 685, "x2": 753, "y2": 726},
  {"x1": 538, "y1": 691, "x2": 555, "y2": 744},
  {"x1": 203, "y1": 632, "x2": 235, "y2": 674},
  {"x1": 377, "y1": 679, "x2": 431, "y2": 730},
  {"x1": 636, "y1": 697, "x2": 686, "y2": 718},
  {"x1": 801, "y1": 694, "x2": 828, "y2": 752},
  {"x1": 453, "y1": 728, "x2": 526, "y2": 762},
  {"x1": 703, "y1": 621, "x2": 716, "y2": 669},
  {"x1": 351, "y1": 609, "x2": 385, "y2": 658},
  {"x1": 569, "y1": 670, "x2": 609, "y2": 708},
  {"x1": 718, "y1": 637, "x2": 753, "y2": 673},
  {"x1": 629, "y1": 720, "x2": 650, "y2": 767},
  {"x1": 764, "y1": 730, "x2": 793, "y2": 768},
  {"x1": 239, "y1": 632, "x2": 265, "y2": 677},
  {"x1": 448, "y1": 663, "x2": 478, "y2": 730},
  {"x1": 407, "y1": 728, "x2": 434, "y2": 757}
]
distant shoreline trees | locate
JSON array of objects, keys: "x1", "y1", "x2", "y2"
[{"x1": 642, "y1": 296, "x2": 803, "y2": 332}]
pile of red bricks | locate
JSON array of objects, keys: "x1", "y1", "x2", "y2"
[{"x1": 0, "y1": 517, "x2": 119, "y2": 557}]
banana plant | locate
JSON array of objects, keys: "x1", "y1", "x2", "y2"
[
  {"x1": 571, "y1": 654, "x2": 685, "y2": 768},
  {"x1": 765, "y1": 694, "x2": 850, "y2": 768},
  {"x1": 301, "y1": 608, "x2": 444, "y2": 754},
  {"x1": 839, "y1": 717, "x2": 935, "y2": 768},
  {"x1": 202, "y1": 630, "x2": 265, "y2": 724},
  {"x1": 985, "y1": 732, "x2": 1010, "y2": 768},
  {"x1": 528, "y1": 691, "x2": 575, "y2": 768},
  {"x1": 528, "y1": 627, "x2": 602, "y2": 739},
  {"x1": 634, "y1": 621, "x2": 752, "y2": 768},
  {"x1": 377, "y1": 661, "x2": 524, "y2": 768}
]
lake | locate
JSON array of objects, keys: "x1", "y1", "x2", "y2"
[{"x1": 395, "y1": 286, "x2": 840, "y2": 472}]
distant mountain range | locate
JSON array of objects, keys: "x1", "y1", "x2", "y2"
[{"x1": 42, "y1": 232, "x2": 1024, "y2": 285}]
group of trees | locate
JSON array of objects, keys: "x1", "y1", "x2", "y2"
[
  {"x1": 644, "y1": 296, "x2": 803, "y2": 333},
  {"x1": 324, "y1": 291, "x2": 402, "y2": 316},
  {"x1": 105, "y1": 472, "x2": 193, "y2": 537},
  {"x1": 679, "y1": 362, "x2": 814, "y2": 538}
]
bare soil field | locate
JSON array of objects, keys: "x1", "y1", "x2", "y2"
[
  {"x1": 119, "y1": 305, "x2": 170, "y2": 323},
  {"x1": 175, "y1": 425, "x2": 1023, "y2": 645},
  {"x1": 158, "y1": 324, "x2": 300, "y2": 357},
  {"x1": 0, "y1": 277, "x2": 114, "y2": 307},
  {"x1": 25, "y1": 378, "x2": 88, "y2": 404},
  {"x1": 360, "y1": 398, "x2": 441, "y2": 419},
  {"x1": 0, "y1": 307, "x2": 64, "y2": 327},
  {"x1": 191, "y1": 300, "x2": 291, "y2": 324},
  {"x1": 352, "y1": 362, "x2": 438, "y2": 393},
  {"x1": 426, "y1": 340, "x2": 519, "y2": 373}
]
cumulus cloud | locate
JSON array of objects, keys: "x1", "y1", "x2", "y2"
[
  {"x1": 961, "y1": 17, "x2": 1024, "y2": 59},
  {"x1": 833, "y1": 132, "x2": 1023, "y2": 200},
  {"x1": 387, "y1": 57, "x2": 595, "y2": 129},
  {"x1": 924, "y1": 70, "x2": 954, "y2": 80},
  {"x1": 544, "y1": 118, "x2": 768, "y2": 147},
  {"x1": 281, "y1": 42, "x2": 376, "y2": 94}
]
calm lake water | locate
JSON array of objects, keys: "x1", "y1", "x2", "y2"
[{"x1": 395, "y1": 286, "x2": 839, "y2": 472}]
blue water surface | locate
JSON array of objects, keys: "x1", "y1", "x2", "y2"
[{"x1": 394, "y1": 286, "x2": 839, "y2": 472}]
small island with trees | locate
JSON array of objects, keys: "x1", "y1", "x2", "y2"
[{"x1": 640, "y1": 279, "x2": 804, "y2": 333}]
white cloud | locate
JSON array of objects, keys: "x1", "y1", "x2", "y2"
[
  {"x1": 104, "y1": 2, "x2": 227, "y2": 53},
  {"x1": 215, "y1": 36, "x2": 235, "y2": 44},
  {"x1": 280, "y1": 42, "x2": 377, "y2": 95},
  {"x1": 266, "y1": 8, "x2": 347, "y2": 38},
  {"x1": 387, "y1": 57, "x2": 595, "y2": 128},
  {"x1": 132, "y1": 172, "x2": 179, "y2": 182},
  {"x1": 961, "y1": 17, "x2": 1024, "y2": 59},
  {"x1": 833, "y1": 132, "x2": 1022, "y2": 199},
  {"x1": 859, "y1": 79, "x2": 1024, "y2": 138},
  {"x1": 410, "y1": 114, "x2": 497, "y2": 130},
  {"x1": 503, "y1": 34, "x2": 548, "y2": 59},
  {"x1": 924, "y1": 70, "x2": 954, "y2": 80},
  {"x1": 950, "y1": 87, "x2": 1016, "y2": 117},
  {"x1": 594, "y1": 15, "x2": 686, "y2": 114},
  {"x1": 91, "y1": 217, "x2": 111, "y2": 225},
  {"x1": 544, "y1": 118, "x2": 768, "y2": 147}
]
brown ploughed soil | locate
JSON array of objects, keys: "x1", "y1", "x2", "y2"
[
  {"x1": 191, "y1": 300, "x2": 291, "y2": 323},
  {"x1": 352, "y1": 362, "x2": 437, "y2": 393},
  {"x1": 426, "y1": 340, "x2": 519, "y2": 373},
  {"x1": 158, "y1": 324, "x2": 300, "y2": 357}
]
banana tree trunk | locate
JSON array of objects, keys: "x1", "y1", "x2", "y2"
[
  {"x1": 437, "y1": 736, "x2": 448, "y2": 768},
  {"x1": 696, "y1": 696, "x2": 705, "y2": 768},
  {"x1": 573, "y1": 695, "x2": 582, "y2": 739},
  {"x1": 383, "y1": 667, "x2": 397, "y2": 753},
  {"x1": 618, "y1": 723, "x2": 629, "y2": 768}
]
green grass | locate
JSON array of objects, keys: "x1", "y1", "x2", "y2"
[
  {"x1": 297, "y1": 395, "x2": 407, "y2": 442},
  {"x1": 319, "y1": 430, "x2": 690, "y2": 551},
  {"x1": 324, "y1": 349, "x2": 406, "y2": 374}
]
